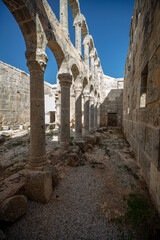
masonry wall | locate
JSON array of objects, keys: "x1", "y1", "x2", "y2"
[
  {"x1": 101, "y1": 89, "x2": 123, "y2": 127},
  {"x1": 0, "y1": 61, "x2": 56, "y2": 130},
  {"x1": 123, "y1": 0, "x2": 160, "y2": 213}
]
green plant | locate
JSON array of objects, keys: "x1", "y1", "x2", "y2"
[
  {"x1": 123, "y1": 165, "x2": 132, "y2": 172},
  {"x1": 12, "y1": 141, "x2": 23, "y2": 147},
  {"x1": 125, "y1": 194, "x2": 150, "y2": 225}
]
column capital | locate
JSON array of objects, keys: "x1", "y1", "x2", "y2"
[
  {"x1": 75, "y1": 87, "x2": 82, "y2": 93},
  {"x1": 90, "y1": 96, "x2": 95, "y2": 103},
  {"x1": 25, "y1": 51, "x2": 48, "y2": 72},
  {"x1": 83, "y1": 91, "x2": 90, "y2": 98},
  {"x1": 58, "y1": 73, "x2": 72, "y2": 87},
  {"x1": 73, "y1": 21, "x2": 82, "y2": 28}
]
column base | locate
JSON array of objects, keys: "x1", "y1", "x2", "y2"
[
  {"x1": 60, "y1": 141, "x2": 70, "y2": 150},
  {"x1": 27, "y1": 155, "x2": 49, "y2": 170}
]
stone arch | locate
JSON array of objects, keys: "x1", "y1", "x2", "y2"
[
  {"x1": 81, "y1": 15, "x2": 88, "y2": 39},
  {"x1": 83, "y1": 77, "x2": 88, "y2": 89},
  {"x1": 90, "y1": 84, "x2": 94, "y2": 94},
  {"x1": 94, "y1": 90, "x2": 98, "y2": 97},
  {"x1": 1, "y1": 0, "x2": 44, "y2": 51},
  {"x1": 47, "y1": 40, "x2": 65, "y2": 69},
  {"x1": 68, "y1": 58, "x2": 81, "y2": 81},
  {"x1": 68, "y1": 0, "x2": 81, "y2": 19}
]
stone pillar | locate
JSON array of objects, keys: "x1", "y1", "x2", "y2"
[
  {"x1": 89, "y1": 96, "x2": 95, "y2": 133},
  {"x1": 90, "y1": 54, "x2": 94, "y2": 76},
  {"x1": 94, "y1": 64, "x2": 98, "y2": 80},
  {"x1": 83, "y1": 93, "x2": 90, "y2": 136},
  {"x1": 26, "y1": 51, "x2": 48, "y2": 168},
  {"x1": 74, "y1": 22, "x2": 82, "y2": 55},
  {"x1": 75, "y1": 86, "x2": 83, "y2": 141},
  {"x1": 60, "y1": 0, "x2": 68, "y2": 38},
  {"x1": 84, "y1": 41, "x2": 89, "y2": 68},
  {"x1": 94, "y1": 101, "x2": 98, "y2": 130},
  {"x1": 58, "y1": 73, "x2": 72, "y2": 147},
  {"x1": 97, "y1": 102, "x2": 101, "y2": 128}
]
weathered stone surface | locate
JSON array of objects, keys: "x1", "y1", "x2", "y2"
[
  {"x1": 67, "y1": 153, "x2": 80, "y2": 167},
  {"x1": 139, "y1": 148, "x2": 151, "y2": 185},
  {"x1": 43, "y1": 165, "x2": 59, "y2": 188},
  {"x1": 0, "y1": 195, "x2": 27, "y2": 222},
  {"x1": 123, "y1": 0, "x2": 160, "y2": 214},
  {"x1": 25, "y1": 171, "x2": 53, "y2": 203},
  {"x1": 0, "y1": 170, "x2": 27, "y2": 204}
]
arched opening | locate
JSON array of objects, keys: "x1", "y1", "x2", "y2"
[
  {"x1": 70, "y1": 63, "x2": 80, "y2": 128},
  {"x1": 44, "y1": 46, "x2": 58, "y2": 125},
  {"x1": 47, "y1": 0, "x2": 59, "y2": 20},
  {"x1": 0, "y1": 1, "x2": 28, "y2": 72},
  {"x1": 0, "y1": 0, "x2": 31, "y2": 131}
]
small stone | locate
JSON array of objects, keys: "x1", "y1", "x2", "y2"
[
  {"x1": 25, "y1": 171, "x2": 53, "y2": 203},
  {"x1": 0, "y1": 135, "x2": 5, "y2": 144},
  {"x1": 88, "y1": 144, "x2": 94, "y2": 149},
  {"x1": 0, "y1": 195, "x2": 27, "y2": 223},
  {"x1": 67, "y1": 153, "x2": 80, "y2": 167}
]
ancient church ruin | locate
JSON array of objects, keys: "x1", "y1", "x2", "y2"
[{"x1": 0, "y1": 0, "x2": 160, "y2": 233}]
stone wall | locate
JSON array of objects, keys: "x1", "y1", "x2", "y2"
[
  {"x1": 123, "y1": 0, "x2": 160, "y2": 213},
  {"x1": 0, "y1": 61, "x2": 56, "y2": 129},
  {"x1": 100, "y1": 75, "x2": 124, "y2": 127},
  {"x1": 100, "y1": 89, "x2": 123, "y2": 127}
]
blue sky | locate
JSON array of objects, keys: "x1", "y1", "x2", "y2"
[{"x1": 0, "y1": 0, "x2": 135, "y2": 84}]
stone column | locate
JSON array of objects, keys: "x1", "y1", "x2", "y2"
[
  {"x1": 89, "y1": 96, "x2": 95, "y2": 133},
  {"x1": 97, "y1": 102, "x2": 101, "y2": 128},
  {"x1": 26, "y1": 51, "x2": 48, "y2": 168},
  {"x1": 94, "y1": 64, "x2": 98, "y2": 80},
  {"x1": 75, "y1": 86, "x2": 83, "y2": 141},
  {"x1": 84, "y1": 41, "x2": 89, "y2": 68},
  {"x1": 58, "y1": 73, "x2": 72, "y2": 147},
  {"x1": 60, "y1": 0, "x2": 68, "y2": 38},
  {"x1": 83, "y1": 93, "x2": 90, "y2": 136},
  {"x1": 90, "y1": 54, "x2": 94, "y2": 76},
  {"x1": 74, "y1": 22, "x2": 82, "y2": 55},
  {"x1": 94, "y1": 101, "x2": 98, "y2": 130}
]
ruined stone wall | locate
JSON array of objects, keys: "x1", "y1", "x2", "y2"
[
  {"x1": 100, "y1": 75, "x2": 124, "y2": 127},
  {"x1": 101, "y1": 89, "x2": 123, "y2": 127},
  {"x1": 123, "y1": 0, "x2": 160, "y2": 213},
  {"x1": 0, "y1": 61, "x2": 30, "y2": 130},
  {"x1": 0, "y1": 61, "x2": 56, "y2": 129}
]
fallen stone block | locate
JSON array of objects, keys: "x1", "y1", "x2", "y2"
[
  {"x1": 67, "y1": 153, "x2": 80, "y2": 167},
  {"x1": 0, "y1": 170, "x2": 27, "y2": 204},
  {"x1": 25, "y1": 171, "x2": 53, "y2": 203},
  {"x1": 0, "y1": 195, "x2": 27, "y2": 223}
]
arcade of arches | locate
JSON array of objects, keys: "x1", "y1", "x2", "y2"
[{"x1": 0, "y1": 0, "x2": 160, "y2": 235}]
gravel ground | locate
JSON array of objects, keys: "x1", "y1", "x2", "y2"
[
  {"x1": 2, "y1": 128, "x2": 159, "y2": 240},
  {"x1": 3, "y1": 162, "x2": 131, "y2": 240}
]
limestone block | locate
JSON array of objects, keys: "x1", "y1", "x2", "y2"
[
  {"x1": 83, "y1": 135, "x2": 95, "y2": 146},
  {"x1": 130, "y1": 135, "x2": 139, "y2": 163},
  {"x1": 150, "y1": 162, "x2": 160, "y2": 214},
  {"x1": 134, "y1": 122, "x2": 145, "y2": 149},
  {"x1": 43, "y1": 165, "x2": 59, "y2": 189},
  {"x1": 0, "y1": 195, "x2": 27, "y2": 222},
  {"x1": 67, "y1": 153, "x2": 80, "y2": 167},
  {"x1": 139, "y1": 148, "x2": 151, "y2": 185},
  {"x1": 145, "y1": 125, "x2": 160, "y2": 168},
  {"x1": 25, "y1": 171, "x2": 53, "y2": 203}
]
